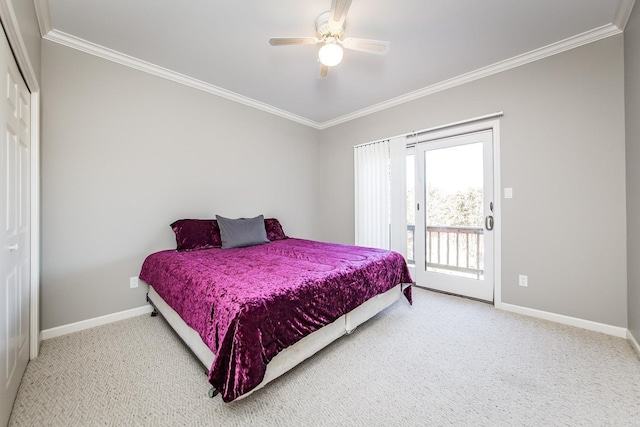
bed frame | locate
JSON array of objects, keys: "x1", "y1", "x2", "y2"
[{"x1": 144, "y1": 282, "x2": 403, "y2": 400}]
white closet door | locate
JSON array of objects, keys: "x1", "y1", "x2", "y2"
[{"x1": 0, "y1": 26, "x2": 31, "y2": 426}]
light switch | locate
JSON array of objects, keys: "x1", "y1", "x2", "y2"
[{"x1": 504, "y1": 188, "x2": 513, "y2": 199}]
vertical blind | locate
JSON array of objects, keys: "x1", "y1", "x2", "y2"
[
  {"x1": 354, "y1": 138, "x2": 406, "y2": 252},
  {"x1": 354, "y1": 140, "x2": 390, "y2": 249},
  {"x1": 389, "y1": 137, "x2": 407, "y2": 255}
]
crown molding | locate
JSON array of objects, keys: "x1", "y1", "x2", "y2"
[
  {"x1": 321, "y1": 0, "x2": 633, "y2": 128},
  {"x1": 33, "y1": 0, "x2": 52, "y2": 37},
  {"x1": 42, "y1": 28, "x2": 323, "y2": 129},
  {"x1": 613, "y1": 0, "x2": 636, "y2": 30},
  {"x1": 35, "y1": 0, "x2": 630, "y2": 130},
  {"x1": 319, "y1": 23, "x2": 622, "y2": 129}
]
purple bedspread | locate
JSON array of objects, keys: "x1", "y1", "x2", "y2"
[{"x1": 139, "y1": 238, "x2": 412, "y2": 402}]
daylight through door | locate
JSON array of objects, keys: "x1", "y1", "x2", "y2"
[{"x1": 412, "y1": 129, "x2": 494, "y2": 302}]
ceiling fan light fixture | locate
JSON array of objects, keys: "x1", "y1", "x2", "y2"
[
  {"x1": 269, "y1": 1, "x2": 389, "y2": 76},
  {"x1": 318, "y1": 43, "x2": 343, "y2": 67}
]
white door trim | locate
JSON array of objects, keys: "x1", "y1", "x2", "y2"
[
  {"x1": 0, "y1": 1, "x2": 40, "y2": 92},
  {"x1": 0, "y1": 0, "x2": 42, "y2": 359},
  {"x1": 492, "y1": 120, "x2": 502, "y2": 308},
  {"x1": 29, "y1": 92, "x2": 39, "y2": 358}
]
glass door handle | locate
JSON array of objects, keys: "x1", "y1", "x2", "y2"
[{"x1": 485, "y1": 215, "x2": 494, "y2": 231}]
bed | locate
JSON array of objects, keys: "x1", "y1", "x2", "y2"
[{"x1": 139, "y1": 217, "x2": 412, "y2": 402}]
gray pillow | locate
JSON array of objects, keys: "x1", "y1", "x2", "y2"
[{"x1": 215, "y1": 215, "x2": 270, "y2": 249}]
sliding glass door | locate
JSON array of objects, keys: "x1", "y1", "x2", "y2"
[{"x1": 413, "y1": 130, "x2": 494, "y2": 302}]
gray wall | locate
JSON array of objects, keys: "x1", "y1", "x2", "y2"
[
  {"x1": 626, "y1": 7, "x2": 640, "y2": 341},
  {"x1": 41, "y1": 41, "x2": 320, "y2": 329},
  {"x1": 318, "y1": 36, "x2": 627, "y2": 327},
  {"x1": 40, "y1": 29, "x2": 631, "y2": 330},
  {"x1": 9, "y1": 0, "x2": 41, "y2": 84}
]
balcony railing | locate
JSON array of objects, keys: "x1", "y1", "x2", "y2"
[
  {"x1": 407, "y1": 224, "x2": 416, "y2": 264},
  {"x1": 407, "y1": 224, "x2": 484, "y2": 279}
]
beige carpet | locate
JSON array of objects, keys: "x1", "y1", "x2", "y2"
[{"x1": 9, "y1": 288, "x2": 640, "y2": 426}]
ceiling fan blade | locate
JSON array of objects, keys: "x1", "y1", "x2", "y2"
[
  {"x1": 329, "y1": 0, "x2": 352, "y2": 30},
  {"x1": 320, "y1": 64, "x2": 329, "y2": 78},
  {"x1": 341, "y1": 37, "x2": 390, "y2": 55},
  {"x1": 269, "y1": 37, "x2": 320, "y2": 46}
]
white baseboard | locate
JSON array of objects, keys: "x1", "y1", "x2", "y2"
[
  {"x1": 39, "y1": 301, "x2": 637, "y2": 352},
  {"x1": 500, "y1": 303, "x2": 628, "y2": 338},
  {"x1": 628, "y1": 330, "x2": 640, "y2": 358},
  {"x1": 41, "y1": 304, "x2": 154, "y2": 340}
]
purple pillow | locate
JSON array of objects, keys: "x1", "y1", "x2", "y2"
[
  {"x1": 170, "y1": 219, "x2": 222, "y2": 251},
  {"x1": 265, "y1": 218, "x2": 288, "y2": 241}
]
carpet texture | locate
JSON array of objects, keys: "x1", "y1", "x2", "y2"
[{"x1": 9, "y1": 288, "x2": 640, "y2": 426}]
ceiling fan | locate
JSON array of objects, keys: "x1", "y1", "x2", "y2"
[{"x1": 269, "y1": 0, "x2": 390, "y2": 77}]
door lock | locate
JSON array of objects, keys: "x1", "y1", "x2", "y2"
[{"x1": 485, "y1": 216, "x2": 494, "y2": 231}]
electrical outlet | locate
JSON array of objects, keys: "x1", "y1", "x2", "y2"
[
  {"x1": 130, "y1": 276, "x2": 139, "y2": 289},
  {"x1": 518, "y1": 275, "x2": 528, "y2": 287}
]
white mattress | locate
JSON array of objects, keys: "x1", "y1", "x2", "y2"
[{"x1": 146, "y1": 283, "x2": 402, "y2": 399}]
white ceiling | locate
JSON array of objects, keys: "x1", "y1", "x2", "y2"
[{"x1": 35, "y1": 0, "x2": 633, "y2": 128}]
